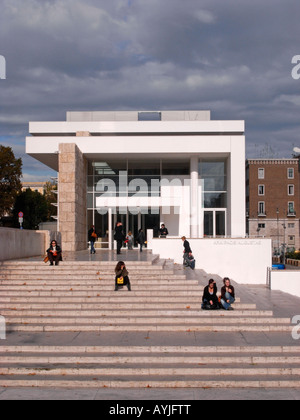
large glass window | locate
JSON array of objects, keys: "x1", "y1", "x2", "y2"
[{"x1": 199, "y1": 159, "x2": 227, "y2": 209}]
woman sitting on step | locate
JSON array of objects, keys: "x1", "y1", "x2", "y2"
[
  {"x1": 47, "y1": 240, "x2": 62, "y2": 266},
  {"x1": 202, "y1": 279, "x2": 220, "y2": 310},
  {"x1": 114, "y1": 261, "x2": 131, "y2": 291},
  {"x1": 220, "y1": 277, "x2": 235, "y2": 311}
]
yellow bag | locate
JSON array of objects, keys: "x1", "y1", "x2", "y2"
[{"x1": 117, "y1": 277, "x2": 124, "y2": 285}]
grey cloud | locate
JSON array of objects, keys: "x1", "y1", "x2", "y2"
[{"x1": 1, "y1": 0, "x2": 300, "y2": 180}]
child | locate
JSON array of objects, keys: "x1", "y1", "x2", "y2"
[{"x1": 126, "y1": 231, "x2": 134, "y2": 250}]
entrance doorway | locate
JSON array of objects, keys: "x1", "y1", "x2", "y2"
[
  {"x1": 112, "y1": 211, "x2": 160, "y2": 248},
  {"x1": 204, "y1": 210, "x2": 226, "y2": 237}
]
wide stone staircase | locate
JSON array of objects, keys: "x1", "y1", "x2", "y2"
[{"x1": 0, "y1": 257, "x2": 299, "y2": 389}]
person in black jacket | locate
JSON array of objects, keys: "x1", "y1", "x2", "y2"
[
  {"x1": 114, "y1": 222, "x2": 125, "y2": 255},
  {"x1": 47, "y1": 240, "x2": 62, "y2": 266},
  {"x1": 159, "y1": 224, "x2": 169, "y2": 238},
  {"x1": 181, "y1": 236, "x2": 192, "y2": 267},
  {"x1": 137, "y1": 229, "x2": 145, "y2": 252},
  {"x1": 202, "y1": 279, "x2": 220, "y2": 310}
]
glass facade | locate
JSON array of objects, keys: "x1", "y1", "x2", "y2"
[
  {"x1": 87, "y1": 159, "x2": 190, "y2": 243},
  {"x1": 199, "y1": 158, "x2": 227, "y2": 237},
  {"x1": 87, "y1": 157, "x2": 228, "y2": 242}
]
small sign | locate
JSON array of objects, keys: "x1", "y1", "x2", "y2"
[{"x1": 18, "y1": 212, "x2": 24, "y2": 218}]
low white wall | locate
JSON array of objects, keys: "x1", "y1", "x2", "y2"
[
  {"x1": 149, "y1": 237, "x2": 272, "y2": 285},
  {"x1": 270, "y1": 271, "x2": 300, "y2": 298},
  {"x1": 0, "y1": 228, "x2": 48, "y2": 261}
]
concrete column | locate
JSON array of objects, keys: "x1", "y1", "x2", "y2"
[
  {"x1": 190, "y1": 156, "x2": 199, "y2": 238},
  {"x1": 58, "y1": 143, "x2": 87, "y2": 252}
]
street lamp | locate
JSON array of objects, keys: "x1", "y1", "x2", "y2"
[{"x1": 276, "y1": 207, "x2": 279, "y2": 257}]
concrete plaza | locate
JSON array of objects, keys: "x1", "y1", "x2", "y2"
[{"x1": 0, "y1": 250, "x2": 300, "y2": 400}]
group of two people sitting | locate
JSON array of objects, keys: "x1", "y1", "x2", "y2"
[{"x1": 202, "y1": 277, "x2": 235, "y2": 311}]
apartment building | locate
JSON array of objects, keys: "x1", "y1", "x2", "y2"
[{"x1": 246, "y1": 159, "x2": 300, "y2": 252}]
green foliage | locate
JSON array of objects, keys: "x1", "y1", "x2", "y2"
[
  {"x1": 0, "y1": 145, "x2": 22, "y2": 217},
  {"x1": 13, "y1": 189, "x2": 49, "y2": 230},
  {"x1": 286, "y1": 251, "x2": 300, "y2": 261}
]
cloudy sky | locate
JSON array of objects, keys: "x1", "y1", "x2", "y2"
[{"x1": 0, "y1": 0, "x2": 300, "y2": 181}]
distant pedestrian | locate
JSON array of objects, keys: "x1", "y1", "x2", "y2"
[
  {"x1": 181, "y1": 236, "x2": 192, "y2": 267},
  {"x1": 114, "y1": 222, "x2": 125, "y2": 255},
  {"x1": 137, "y1": 229, "x2": 145, "y2": 252},
  {"x1": 88, "y1": 225, "x2": 97, "y2": 254},
  {"x1": 126, "y1": 231, "x2": 134, "y2": 250},
  {"x1": 159, "y1": 224, "x2": 169, "y2": 238}
]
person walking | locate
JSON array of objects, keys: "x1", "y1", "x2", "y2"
[
  {"x1": 114, "y1": 222, "x2": 125, "y2": 255},
  {"x1": 137, "y1": 229, "x2": 145, "y2": 252},
  {"x1": 181, "y1": 236, "x2": 192, "y2": 267},
  {"x1": 220, "y1": 277, "x2": 235, "y2": 310},
  {"x1": 88, "y1": 225, "x2": 97, "y2": 254},
  {"x1": 115, "y1": 261, "x2": 131, "y2": 291}
]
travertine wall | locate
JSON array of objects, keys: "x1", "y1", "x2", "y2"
[
  {"x1": 0, "y1": 228, "x2": 46, "y2": 261},
  {"x1": 58, "y1": 143, "x2": 87, "y2": 252}
]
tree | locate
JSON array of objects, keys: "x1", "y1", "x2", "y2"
[
  {"x1": 44, "y1": 180, "x2": 58, "y2": 220},
  {"x1": 13, "y1": 189, "x2": 48, "y2": 230},
  {"x1": 0, "y1": 145, "x2": 22, "y2": 218}
]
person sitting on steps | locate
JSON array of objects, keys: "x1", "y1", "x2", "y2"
[
  {"x1": 220, "y1": 277, "x2": 235, "y2": 311},
  {"x1": 47, "y1": 240, "x2": 62, "y2": 266},
  {"x1": 114, "y1": 261, "x2": 131, "y2": 291}
]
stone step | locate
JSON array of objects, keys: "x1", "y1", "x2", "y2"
[
  {"x1": 0, "y1": 310, "x2": 274, "y2": 317},
  {"x1": 3, "y1": 316, "x2": 290, "y2": 325},
  {"x1": 2, "y1": 346, "x2": 299, "y2": 388},
  {"x1": 5, "y1": 324, "x2": 293, "y2": 333},
  {"x1": 0, "y1": 302, "x2": 255, "y2": 310},
  {"x1": 1, "y1": 296, "x2": 240, "y2": 303},
  {"x1": 0, "y1": 260, "x2": 159, "y2": 268},
  {"x1": 0, "y1": 290, "x2": 204, "y2": 297},
  {"x1": 0, "y1": 286, "x2": 200, "y2": 292},
  {"x1": 1, "y1": 345, "x2": 298, "y2": 354},
  {"x1": 1, "y1": 379, "x2": 300, "y2": 389},
  {"x1": 0, "y1": 297, "x2": 241, "y2": 305},
  {"x1": 1, "y1": 367, "x2": 300, "y2": 378},
  {"x1": 0, "y1": 275, "x2": 189, "y2": 282}
]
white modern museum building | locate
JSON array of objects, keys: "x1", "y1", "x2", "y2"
[{"x1": 26, "y1": 110, "x2": 271, "y2": 283}]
